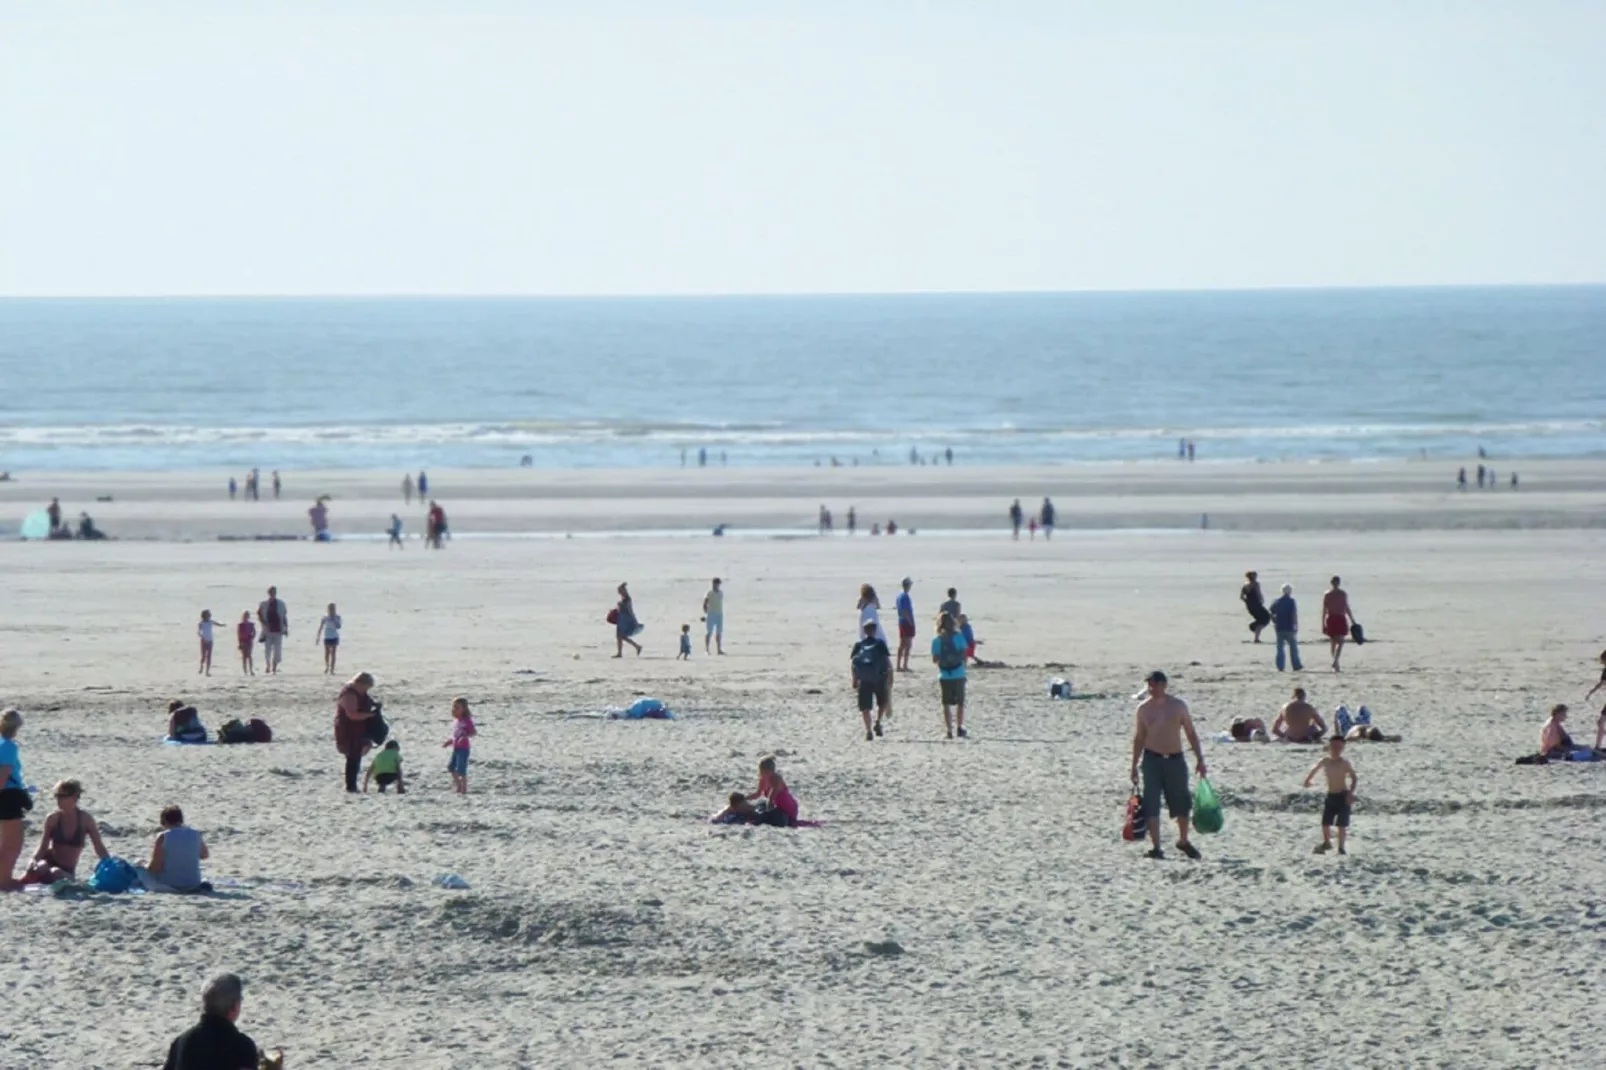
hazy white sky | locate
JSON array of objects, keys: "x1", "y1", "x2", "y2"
[{"x1": 2, "y1": 1, "x2": 1603, "y2": 295}]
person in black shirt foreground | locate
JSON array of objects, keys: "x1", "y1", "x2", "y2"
[{"x1": 163, "y1": 972, "x2": 263, "y2": 1070}]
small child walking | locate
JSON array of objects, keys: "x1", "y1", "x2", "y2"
[
  {"x1": 1303, "y1": 735, "x2": 1358, "y2": 854},
  {"x1": 388, "y1": 513, "x2": 404, "y2": 549},
  {"x1": 316, "y1": 602, "x2": 342, "y2": 675},
  {"x1": 236, "y1": 612, "x2": 257, "y2": 675},
  {"x1": 443, "y1": 697, "x2": 476, "y2": 794},
  {"x1": 197, "y1": 610, "x2": 215, "y2": 676},
  {"x1": 678, "y1": 624, "x2": 692, "y2": 660},
  {"x1": 364, "y1": 740, "x2": 406, "y2": 794}
]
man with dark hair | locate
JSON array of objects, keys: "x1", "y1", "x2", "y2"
[
  {"x1": 163, "y1": 972, "x2": 259, "y2": 1070},
  {"x1": 1129, "y1": 671, "x2": 1207, "y2": 861},
  {"x1": 851, "y1": 621, "x2": 893, "y2": 741}
]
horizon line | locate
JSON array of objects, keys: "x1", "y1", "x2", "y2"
[{"x1": 2, "y1": 281, "x2": 1604, "y2": 301}]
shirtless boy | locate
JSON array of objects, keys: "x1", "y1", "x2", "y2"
[
  {"x1": 1303, "y1": 736, "x2": 1358, "y2": 854},
  {"x1": 1129, "y1": 671, "x2": 1208, "y2": 861},
  {"x1": 1272, "y1": 688, "x2": 1327, "y2": 743}
]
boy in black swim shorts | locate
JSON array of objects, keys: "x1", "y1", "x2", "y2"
[{"x1": 1303, "y1": 736, "x2": 1357, "y2": 855}]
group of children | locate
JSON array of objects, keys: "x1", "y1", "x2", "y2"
[
  {"x1": 358, "y1": 696, "x2": 478, "y2": 796},
  {"x1": 195, "y1": 603, "x2": 344, "y2": 676}
]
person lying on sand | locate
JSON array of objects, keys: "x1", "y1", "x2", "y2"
[
  {"x1": 22, "y1": 779, "x2": 109, "y2": 884},
  {"x1": 1344, "y1": 725, "x2": 1402, "y2": 743},
  {"x1": 710, "y1": 792, "x2": 758, "y2": 825},
  {"x1": 1229, "y1": 717, "x2": 1270, "y2": 742},
  {"x1": 1272, "y1": 688, "x2": 1326, "y2": 742}
]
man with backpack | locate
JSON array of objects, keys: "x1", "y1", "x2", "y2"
[
  {"x1": 932, "y1": 612, "x2": 969, "y2": 739},
  {"x1": 851, "y1": 622, "x2": 893, "y2": 741}
]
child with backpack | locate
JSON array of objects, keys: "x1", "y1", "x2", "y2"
[
  {"x1": 931, "y1": 612, "x2": 969, "y2": 739},
  {"x1": 851, "y1": 621, "x2": 893, "y2": 741},
  {"x1": 443, "y1": 698, "x2": 476, "y2": 795},
  {"x1": 1303, "y1": 736, "x2": 1358, "y2": 854},
  {"x1": 364, "y1": 740, "x2": 406, "y2": 794},
  {"x1": 236, "y1": 612, "x2": 256, "y2": 676}
]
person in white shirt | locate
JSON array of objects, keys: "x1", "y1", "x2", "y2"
[
  {"x1": 703, "y1": 578, "x2": 725, "y2": 655},
  {"x1": 196, "y1": 610, "x2": 215, "y2": 676},
  {"x1": 316, "y1": 603, "x2": 343, "y2": 675}
]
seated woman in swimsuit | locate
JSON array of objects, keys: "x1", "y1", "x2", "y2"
[
  {"x1": 166, "y1": 700, "x2": 207, "y2": 743},
  {"x1": 1539, "y1": 704, "x2": 1574, "y2": 760},
  {"x1": 746, "y1": 756, "x2": 799, "y2": 827},
  {"x1": 23, "y1": 779, "x2": 109, "y2": 884}
]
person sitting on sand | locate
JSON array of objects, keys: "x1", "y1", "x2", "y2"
[
  {"x1": 166, "y1": 700, "x2": 208, "y2": 743},
  {"x1": 1540, "y1": 704, "x2": 1574, "y2": 759},
  {"x1": 136, "y1": 805, "x2": 211, "y2": 894},
  {"x1": 710, "y1": 792, "x2": 758, "y2": 825},
  {"x1": 363, "y1": 740, "x2": 406, "y2": 794},
  {"x1": 1229, "y1": 717, "x2": 1270, "y2": 742},
  {"x1": 746, "y1": 756, "x2": 799, "y2": 827},
  {"x1": 23, "y1": 779, "x2": 109, "y2": 884},
  {"x1": 1272, "y1": 688, "x2": 1327, "y2": 742}
]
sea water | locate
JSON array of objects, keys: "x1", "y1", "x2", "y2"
[{"x1": 1, "y1": 288, "x2": 1601, "y2": 471}]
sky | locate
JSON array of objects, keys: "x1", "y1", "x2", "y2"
[{"x1": 2, "y1": 1, "x2": 1604, "y2": 296}]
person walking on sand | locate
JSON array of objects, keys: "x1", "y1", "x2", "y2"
[
  {"x1": 851, "y1": 621, "x2": 893, "y2": 740},
  {"x1": 257, "y1": 586, "x2": 288, "y2": 674},
  {"x1": 1009, "y1": 499, "x2": 1024, "y2": 540},
  {"x1": 895, "y1": 577, "x2": 916, "y2": 671},
  {"x1": 933, "y1": 612, "x2": 969, "y2": 739},
  {"x1": 1303, "y1": 735, "x2": 1358, "y2": 855},
  {"x1": 402, "y1": 473, "x2": 414, "y2": 505},
  {"x1": 388, "y1": 513, "x2": 404, "y2": 549},
  {"x1": 703, "y1": 578, "x2": 725, "y2": 655},
  {"x1": 1040, "y1": 497, "x2": 1056, "y2": 539},
  {"x1": 335, "y1": 672, "x2": 379, "y2": 793},
  {"x1": 857, "y1": 584, "x2": 893, "y2": 716},
  {"x1": 316, "y1": 603, "x2": 342, "y2": 675},
  {"x1": 271, "y1": 471, "x2": 281, "y2": 499},
  {"x1": 1240, "y1": 571, "x2": 1271, "y2": 643},
  {"x1": 1585, "y1": 649, "x2": 1606, "y2": 751},
  {"x1": 613, "y1": 583, "x2": 642, "y2": 657},
  {"x1": 1128, "y1": 671, "x2": 1207, "y2": 861},
  {"x1": 1322, "y1": 576, "x2": 1355, "y2": 672},
  {"x1": 1269, "y1": 583, "x2": 1302, "y2": 672},
  {"x1": 196, "y1": 610, "x2": 214, "y2": 676}
]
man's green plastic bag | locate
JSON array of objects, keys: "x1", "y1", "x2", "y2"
[{"x1": 1192, "y1": 777, "x2": 1224, "y2": 834}]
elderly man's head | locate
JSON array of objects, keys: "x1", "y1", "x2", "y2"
[{"x1": 201, "y1": 973, "x2": 245, "y2": 1020}]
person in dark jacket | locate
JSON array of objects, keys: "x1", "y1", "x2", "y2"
[
  {"x1": 163, "y1": 972, "x2": 260, "y2": 1070},
  {"x1": 1268, "y1": 584, "x2": 1303, "y2": 672}
]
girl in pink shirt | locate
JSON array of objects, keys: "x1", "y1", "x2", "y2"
[
  {"x1": 443, "y1": 697, "x2": 477, "y2": 794},
  {"x1": 747, "y1": 755, "x2": 799, "y2": 827}
]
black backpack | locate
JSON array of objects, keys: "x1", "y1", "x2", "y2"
[
  {"x1": 365, "y1": 704, "x2": 390, "y2": 746},
  {"x1": 852, "y1": 639, "x2": 888, "y2": 685},
  {"x1": 936, "y1": 634, "x2": 965, "y2": 672}
]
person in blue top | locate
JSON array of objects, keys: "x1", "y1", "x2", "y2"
[
  {"x1": 0, "y1": 709, "x2": 31, "y2": 891},
  {"x1": 1268, "y1": 583, "x2": 1303, "y2": 672},
  {"x1": 895, "y1": 578, "x2": 916, "y2": 671},
  {"x1": 932, "y1": 613, "x2": 969, "y2": 739}
]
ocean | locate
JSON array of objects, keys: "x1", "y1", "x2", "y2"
[{"x1": 1, "y1": 287, "x2": 1601, "y2": 471}]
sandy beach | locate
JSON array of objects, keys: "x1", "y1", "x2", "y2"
[{"x1": 2, "y1": 464, "x2": 1605, "y2": 1068}]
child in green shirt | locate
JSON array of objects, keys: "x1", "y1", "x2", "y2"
[{"x1": 364, "y1": 740, "x2": 406, "y2": 794}]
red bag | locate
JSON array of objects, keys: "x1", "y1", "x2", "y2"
[
  {"x1": 606, "y1": 608, "x2": 619, "y2": 625},
  {"x1": 1121, "y1": 792, "x2": 1148, "y2": 842}
]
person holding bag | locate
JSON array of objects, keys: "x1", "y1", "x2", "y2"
[
  {"x1": 1128, "y1": 671, "x2": 1208, "y2": 861},
  {"x1": 334, "y1": 672, "x2": 379, "y2": 794}
]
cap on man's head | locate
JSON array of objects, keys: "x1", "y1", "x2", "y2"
[
  {"x1": 201, "y1": 972, "x2": 245, "y2": 1017},
  {"x1": 1145, "y1": 670, "x2": 1168, "y2": 685}
]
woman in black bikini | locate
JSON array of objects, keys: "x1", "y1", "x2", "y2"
[{"x1": 25, "y1": 779, "x2": 109, "y2": 884}]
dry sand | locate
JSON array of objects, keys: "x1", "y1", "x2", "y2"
[{"x1": 2, "y1": 464, "x2": 1605, "y2": 1069}]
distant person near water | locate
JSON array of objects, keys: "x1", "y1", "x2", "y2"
[
  {"x1": 1269, "y1": 584, "x2": 1302, "y2": 672},
  {"x1": 402, "y1": 473, "x2": 415, "y2": 504},
  {"x1": 256, "y1": 586, "x2": 288, "y2": 674},
  {"x1": 426, "y1": 500, "x2": 448, "y2": 549},
  {"x1": 1240, "y1": 571, "x2": 1271, "y2": 642},
  {"x1": 1040, "y1": 498, "x2": 1056, "y2": 539},
  {"x1": 418, "y1": 470, "x2": 429, "y2": 497},
  {"x1": 1009, "y1": 498, "x2": 1023, "y2": 539},
  {"x1": 1322, "y1": 577, "x2": 1356, "y2": 672},
  {"x1": 308, "y1": 497, "x2": 331, "y2": 541},
  {"x1": 1129, "y1": 671, "x2": 1207, "y2": 861},
  {"x1": 703, "y1": 578, "x2": 724, "y2": 655},
  {"x1": 271, "y1": 470, "x2": 281, "y2": 499},
  {"x1": 846, "y1": 508, "x2": 856, "y2": 535},
  {"x1": 613, "y1": 583, "x2": 643, "y2": 657},
  {"x1": 46, "y1": 496, "x2": 61, "y2": 534},
  {"x1": 895, "y1": 577, "x2": 916, "y2": 671},
  {"x1": 388, "y1": 513, "x2": 404, "y2": 549}
]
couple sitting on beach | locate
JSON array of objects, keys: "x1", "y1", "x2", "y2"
[
  {"x1": 1228, "y1": 690, "x2": 1400, "y2": 744},
  {"x1": 22, "y1": 791, "x2": 209, "y2": 894},
  {"x1": 1522, "y1": 704, "x2": 1606, "y2": 764},
  {"x1": 710, "y1": 756, "x2": 801, "y2": 827}
]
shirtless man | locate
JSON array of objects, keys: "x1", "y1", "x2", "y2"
[
  {"x1": 1129, "y1": 670, "x2": 1207, "y2": 860},
  {"x1": 1272, "y1": 688, "x2": 1327, "y2": 743},
  {"x1": 1322, "y1": 577, "x2": 1355, "y2": 672}
]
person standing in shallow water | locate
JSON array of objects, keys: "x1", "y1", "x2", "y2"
[{"x1": 1129, "y1": 671, "x2": 1207, "y2": 861}]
